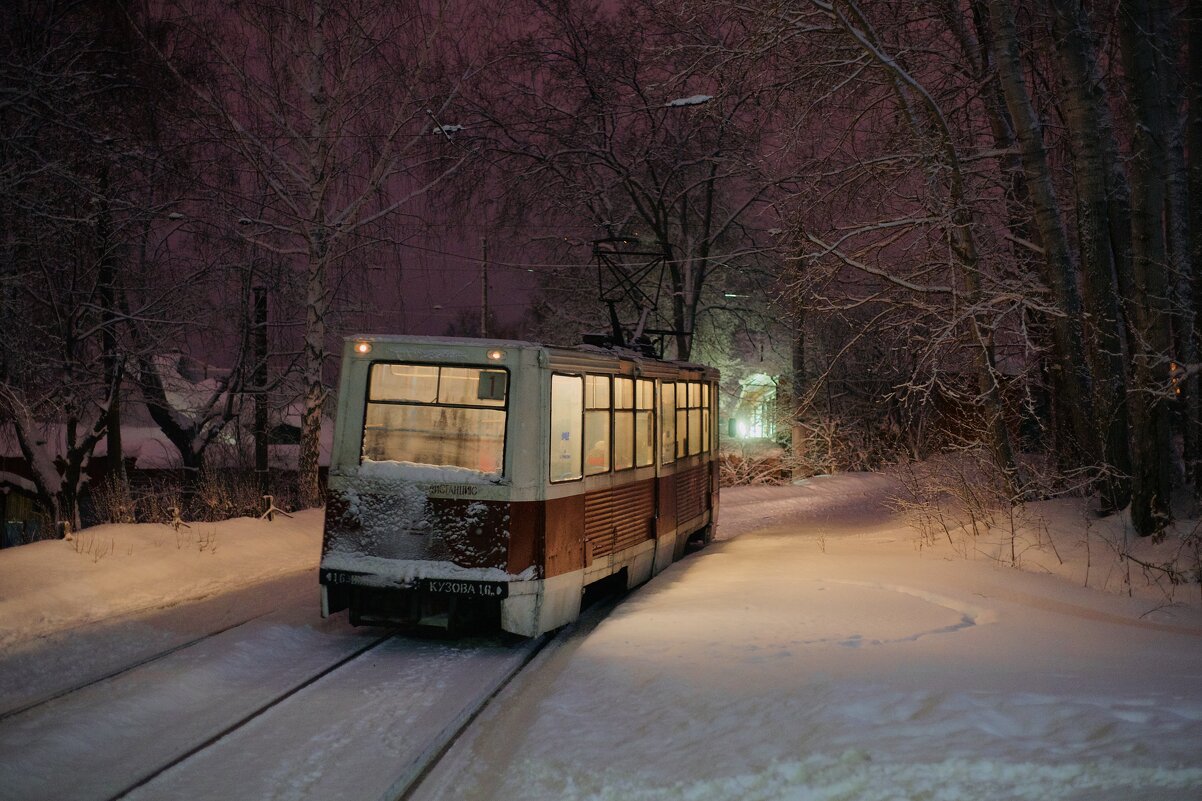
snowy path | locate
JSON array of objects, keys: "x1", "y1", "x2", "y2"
[{"x1": 715, "y1": 473, "x2": 900, "y2": 538}]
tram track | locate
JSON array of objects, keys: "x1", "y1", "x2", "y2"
[
  {"x1": 99, "y1": 628, "x2": 555, "y2": 801},
  {"x1": 384, "y1": 631, "x2": 553, "y2": 801},
  {"x1": 0, "y1": 609, "x2": 398, "y2": 801},
  {"x1": 111, "y1": 596, "x2": 622, "y2": 801},
  {"x1": 105, "y1": 629, "x2": 397, "y2": 801},
  {"x1": 391, "y1": 595, "x2": 621, "y2": 801},
  {"x1": 0, "y1": 612, "x2": 269, "y2": 723},
  {"x1": 1, "y1": 594, "x2": 619, "y2": 801},
  {"x1": 124, "y1": 611, "x2": 608, "y2": 801}
]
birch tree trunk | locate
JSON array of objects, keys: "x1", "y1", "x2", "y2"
[
  {"x1": 986, "y1": 0, "x2": 1099, "y2": 475},
  {"x1": 1119, "y1": 0, "x2": 1177, "y2": 535},
  {"x1": 1046, "y1": 0, "x2": 1134, "y2": 510},
  {"x1": 299, "y1": 231, "x2": 330, "y2": 508},
  {"x1": 1189, "y1": 0, "x2": 1202, "y2": 498},
  {"x1": 298, "y1": 0, "x2": 330, "y2": 509}
]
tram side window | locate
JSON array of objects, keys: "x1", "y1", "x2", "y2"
[
  {"x1": 550, "y1": 374, "x2": 584, "y2": 482},
  {"x1": 635, "y1": 378, "x2": 655, "y2": 467},
  {"x1": 660, "y1": 382, "x2": 676, "y2": 464},
  {"x1": 670, "y1": 380, "x2": 706, "y2": 458},
  {"x1": 675, "y1": 384, "x2": 688, "y2": 458},
  {"x1": 702, "y1": 382, "x2": 712, "y2": 453},
  {"x1": 362, "y1": 363, "x2": 507, "y2": 475},
  {"x1": 687, "y1": 382, "x2": 703, "y2": 455},
  {"x1": 613, "y1": 377, "x2": 635, "y2": 470},
  {"x1": 585, "y1": 374, "x2": 611, "y2": 475}
]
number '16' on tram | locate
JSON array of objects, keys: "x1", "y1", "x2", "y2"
[{"x1": 319, "y1": 335, "x2": 719, "y2": 636}]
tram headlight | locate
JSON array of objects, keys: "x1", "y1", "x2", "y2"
[
  {"x1": 487, "y1": 349, "x2": 504, "y2": 361},
  {"x1": 355, "y1": 340, "x2": 372, "y2": 355}
]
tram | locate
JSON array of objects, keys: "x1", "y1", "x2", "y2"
[{"x1": 319, "y1": 335, "x2": 719, "y2": 636}]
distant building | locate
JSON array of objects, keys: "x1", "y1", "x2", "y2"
[
  {"x1": 0, "y1": 353, "x2": 331, "y2": 546},
  {"x1": 728, "y1": 373, "x2": 779, "y2": 441}
]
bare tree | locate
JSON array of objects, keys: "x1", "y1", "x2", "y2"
[
  {"x1": 453, "y1": 0, "x2": 788, "y2": 360},
  {"x1": 784, "y1": 0, "x2": 1024, "y2": 489},
  {"x1": 150, "y1": 0, "x2": 469, "y2": 506},
  {"x1": 1117, "y1": 0, "x2": 1182, "y2": 533},
  {"x1": 0, "y1": 0, "x2": 188, "y2": 527},
  {"x1": 744, "y1": 0, "x2": 1192, "y2": 531},
  {"x1": 1041, "y1": 0, "x2": 1134, "y2": 510}
]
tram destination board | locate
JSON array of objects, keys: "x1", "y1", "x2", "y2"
[{"x1": 419, "y1": 578, "x2": 509, "y2": 599}]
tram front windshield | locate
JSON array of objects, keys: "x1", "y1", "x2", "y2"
[{"x1": 361, "y1": 362, "x2": 507, "y2": 475}]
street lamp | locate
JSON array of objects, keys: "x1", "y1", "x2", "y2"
[{"x1": 664, "y1": 94, "x2": 713, "y2": 108}]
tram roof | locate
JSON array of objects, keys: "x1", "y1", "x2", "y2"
[{"x1": 343, "y1": 334, "x2": 718, "y2": 378}]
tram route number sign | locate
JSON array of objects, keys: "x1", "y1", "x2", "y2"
[
  {"x1": 321, "y1": 569, "x2": 372, "y2": 586},
  {"x1": 419, "y1": 578, "x2": 509, "y2": 599},
  {"x1": 322, "y1": 570, "x2": 508, "y2": 599}
]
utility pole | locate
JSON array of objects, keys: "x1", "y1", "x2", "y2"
[
  {"x1": 480, "y1": 237, "x2": 489, "y2": 338},
  {"x1": 253, "y1": 286, "x2": 269, "y2": 495},
  {"x1": 791, "y1": 292, "x2": 806, "y2": 480}
]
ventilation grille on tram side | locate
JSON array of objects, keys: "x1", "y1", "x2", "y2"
[
  {"x1": 676, "y1": 464, "x2": 708, "y2": 524},
  {"x1": 584, "y1": 480, "x2": 655, "y2": 558}
]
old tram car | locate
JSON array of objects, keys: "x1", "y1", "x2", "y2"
[{"x1": 319, "y1": 335, "x2": 719, "y2": 636}]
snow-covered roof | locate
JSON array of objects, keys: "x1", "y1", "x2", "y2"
[
  {"x1": 1, "y1": 421, "x2": 333, "y2": 471},
  {"x1": 0, "y1": 470, "x2": 36, "y2": 494}
]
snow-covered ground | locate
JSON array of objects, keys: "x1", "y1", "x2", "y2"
[
  {"x1": 0, "y1": 510, "x2": 324, "y2": 715},
  {"x1": 0, "y1": 509, "x2": 323, "y2": 652},
  {"x1": 1, "y1": 473, "x2": 1200, "y2": 800}
]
